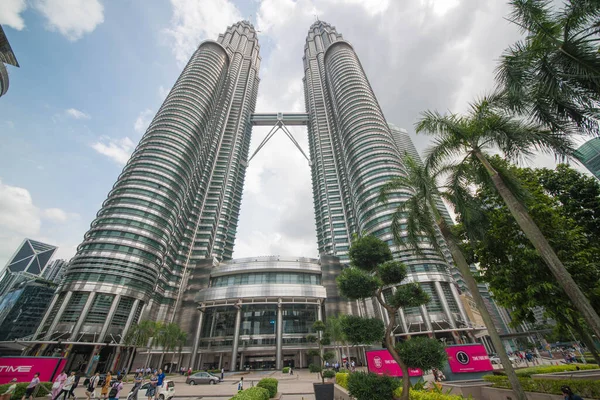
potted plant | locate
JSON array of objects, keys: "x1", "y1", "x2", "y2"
[{"x1": 307, "y1": 320, "x2": 336, "y2": 400}]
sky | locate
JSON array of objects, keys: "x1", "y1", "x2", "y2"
[{"x1": 0, "y1": 0, "x2": 590, "y2": 268}]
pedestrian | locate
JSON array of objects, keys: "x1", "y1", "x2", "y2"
[
  {"x1": 351, "y1": 361, "x2": 356, "y2": 372},
  {"x1": 561, "y1": 385, "x2": 584, "y2": 400},
  {"x1": 131, "y1": 372, "x2": 143, "y2": 398},
  {"x1": 289, "y1": 367, "x2": 293, "y2": 376},
  {"x1": 100, "y1": 371, "x2": 112, "y2": 400},
  {"x1": 145, "y1": 373, "x2": 158, "y2": 400},
  {"x1": 67, "y1": 373, "x2": 80, "y2": 399},
  {"x1": 155, "y1": 369, "x2": 165, "y2": 400},
  {"x1": 187, "y1": 368, "x2": 191, "y2": 377},
  {"x1": 237, "y1": 377, "x2": 243, "y2": 391},
  {"x1": 52, "y1": 370, "x2": 68, "y2": 400},
  {"x1": 86, "y1": 372, "x2": 100, "y2": 400},
  {"x1": 1, "y1": 378, "x2": 17, "y2": 400},
  {"x1": 107, "y1": 377, "x2": 124, "y2": 400},
  {"x1": 220, "y1": 368, "x2": 224, "y2": 381},
  {"x1": 55, "y1": 372, "x2": 76, "y2": 400}
]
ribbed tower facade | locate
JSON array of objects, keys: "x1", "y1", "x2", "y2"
[
  {"x1": 35, "y1": 21, "x2": 260, "y2": 346},
  {"x1": 304, "y1": 22, "x2": 470, "y2": 338}
]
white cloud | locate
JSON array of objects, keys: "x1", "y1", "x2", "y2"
[
  {"x1": 165, "y1": 0, "x2": 243, "y2": 65},
  {"x1": 33, "y1": 0, "x2": 104, "y2": 41},
  {"x1": 42, "y1": 208, "x2": 80, "y2": 223},
  {"x1": 0, "y1": 0, "x2": 27, "y2": 30},
  {"x1": 91, "y1": 136, "x2": 135, "y2": 165},
  {"x1": 0, "y1": 179, "x2": 80, "y2": 267},
  {"x1": 134, "y1": 109, "x2": 153, "y2": 134},
  {"x1": 65, "y1": 108, "x2": 91, "y2": 120},
  {"x1": 158, "y1": 86, "x2": 169, "y2": 101}
]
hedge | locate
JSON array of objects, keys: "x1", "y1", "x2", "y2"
[
  {"x1": 496, "y1": 364, "x2": 599, "y2": 378},
  {"x1": 229, "y1": 386, "x2": 270, "y2": 400},
  {"x1": 347, "y1": 372, "x2": 400, "y2": 400},
  {"x1": 256, "y1": 378, "x2": 278, "y2": 397},
  {"x1": 0, "y1": 382, "x2": 52, "y2": 400},
  {"x1": 483, "y1": 375, "x2": 600, "y2": 398},
  {"x1": 393, "y1": 388, "x2": 467, "y2": 400},
  {"x1": 282, "y1": 367, "x2": 290, "y2": 374},
  {"x1": 336, "y1": 372, "x2": 349, "y2": 389}
]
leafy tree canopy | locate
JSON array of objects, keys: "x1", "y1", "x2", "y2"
[
  {"x1": 337, "y1": 267, "x2": 382, "y2": 300},
  {"x1": 378, "y1": 261, "x2": 408, "y2": 286},
  {"x1": 348, "y1": 235, "x2": 392, "y2": 271},
  {"x1": 340, "y1": 315, "x2": 385, "y2": 346},
  {"x1": 395, "y1": 337, "x2": 447, "y2": 371}
]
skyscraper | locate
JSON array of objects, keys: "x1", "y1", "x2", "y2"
[
  {"x1": 0, "y1": 25, "x2": 20, "y2": 98},
  {"x1": 28, "y1": 20, "x2": 475, "y2": 371},
  {"x1": 35, "y1": 21, "x2": 260, "y2": 346},
  {"x1": 575, "y1": 137, "x2": 600, "y2": 180},
  {"x1": 303, "y1": 22, "x2": 469, "y2": 339},
  {"x1": 41, "y1": 259, "x2": 68, "y2": 284}
]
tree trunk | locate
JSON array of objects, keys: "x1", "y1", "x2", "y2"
[
  {"x1": 144, "y1": 337, "x2": 153, "y2": 369},
  {"x1": 439, "y1": 220, "x2": 528, "y2": 400},
  {"x1": 474, "y1": 150, "x2": 600, "y2": 339},
  {"x1": 375, "y1": 296, "x2": 410, "y2": 400}
]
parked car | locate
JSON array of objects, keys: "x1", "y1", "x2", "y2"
[
  {"x1": 127, "y1": 380, "x2": 175, "y2": 400},
  {"x1": 186, "y1": 372, "x2": 221, "y2": 385},
  {"x1": 489, "y1": 354, "x2": 519, "y2": 364}
]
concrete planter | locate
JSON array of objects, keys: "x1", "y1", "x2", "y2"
[
  {"x1": 314, "y1": 382, "x2": 334, "y2": 400},
  {"x1": 333, "y1": 383, "x2": 353, "y2": 400},
  {"x1": 440, "y1": 379, "x2": 492, "y2": 399},
  {"x1": 481, "y1": 386, "x2": 564, "y2": 400}
]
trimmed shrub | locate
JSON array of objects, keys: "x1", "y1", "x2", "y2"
[
  {"x1": 322, "y1": 370, "x2": 336, "y2": 379},
  {"x1": 229, "y1": 386, "x2": 270, "y2": 400},
  {"x1": 256, "y1": 378, "x2": 278, "y2": 398},
  {"x1": 495, "y1": 364, "x2": 598, "y2": 378},
  {"x1": 393, "y1": 387, "x2": 466, "y2": 400},
  {"x1": 483, "y1": 375, "x2": 600, "y2": 398},
  {"x1": 282, "y1": 367, "x2": 290, "y2": 374},
  {"x1": 336, "y1": 372, "x2": 349, "y2": 389},
  {"x1": 347, "y1": 372, "x2": 400, "y2": 400},
  {"x1": 0, "y1": 382, "x2": 52, "y2": 400}
]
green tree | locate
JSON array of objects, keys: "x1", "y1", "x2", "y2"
[
  {"x1": 416, "y1": 96, "x2": 600, "y2": 340},
  {"x1": 463, "y1": 161, "x2": 600, "y2": 363},
  {"x1": 326, "y1": 315, "x2": 348, "y2": 364},
  {"x1": 125, "y1": 320, "x2": 160, "y2": 370},
  {"x1": 156, "y1": 322, "x2": 184, "y2": 369},
  {"x1": 336, "y1": 235, "x2": 445, "y2": 400},
  {"x1": 307, "y1": 320, "x2": 335, "y2": 383},
  {"x1": 496, "y1": 0, "x2": 600, "y2": 136},
  {"x1": 379, "y1": 154, "x2": 528, "y2": 400}
]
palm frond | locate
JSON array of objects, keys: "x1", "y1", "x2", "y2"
[{"x1": 509, "y1": 0, "x2": 553, "y2": 34}]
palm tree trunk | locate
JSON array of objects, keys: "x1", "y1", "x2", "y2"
[
  {"x1": 439, "y1": 221, "x2": 527, "y2": 400},
  {"x1": 474, "y1": 150, "x2": 600, "y2": 339},
  {"x1": 374, "y1": 295, "x2": 410, "y2": 400}
]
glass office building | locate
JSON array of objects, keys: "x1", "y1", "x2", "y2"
[{"x1": 575, "y1": 138, "x2": 600, "y2": 180}]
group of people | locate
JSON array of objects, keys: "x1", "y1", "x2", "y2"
[
  {"x1": 0, "y1": 373, "x2": 41, "y2": 400},
  {"x1": 512, "y1": 350, "x2": 540, "y2": 365},
  {"x1": 324, "y1": 360, "x2": 356, "y2": 372}
]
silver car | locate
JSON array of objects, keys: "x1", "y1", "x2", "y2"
[{"x1": 186, "y1": 372, "x2": 220, "y2": 385}]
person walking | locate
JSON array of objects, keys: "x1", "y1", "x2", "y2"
[
  {"x1": 154, "y1": 370, "x2": 165, "y2": 400},
  {"x1": 145, "y1": 373, "x2": 158, "y2": 400},
  {"x1": 100, "y1": 372, "x2": 112, "y2": 400},
  {"x1": 52, "y1": 371, "x2": 68, "y2": 400},
  {"x1": 107, "y1": 377, "x2": 124, "y2": 400},
  {"x1": 55, "y1": 372, "x2": 76, "y2": 400},
  {"x1": 237, "y1": 377, "x2": 243, "y2": 391},
  {"x1": 561, "y1": 386, "x2": 584, "y2": 400},
  {"x1": 220, "y1": 368, "x2": 224, "y2": 381},
  {"x1": 1, "y1": 378, "x2": 17, "y2": 400},
  {"x1": 85, "y1": 372, "x2": 100, "y2": 400},
  {"x1": 22, "y1": 373, "x2": 41, "y2": 400},
  {"x1": 130, "y1": 373, "x2": 143, "y2": 399},
  {"x1": 67, "y1": 373, "x2": 80, "y2": 399}
]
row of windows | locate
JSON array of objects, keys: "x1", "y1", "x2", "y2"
[{"x1": 211, "y1": 272, "x2": 321, "y2": 287}]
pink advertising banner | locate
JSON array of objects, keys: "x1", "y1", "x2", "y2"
[
  {"x1": 445, "y1": 344, "x2": 493, "y2": 373},
  {"x1": 366, "y1": 350, "x2": 423, "y2": 377},
  {"x1": 0, "y1": 357, "x2": 67, "y2": 384}
]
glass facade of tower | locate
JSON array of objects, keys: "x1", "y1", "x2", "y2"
[
  {"x1": 575, "y1": 138, "x2": 600, "y2": 180},
  {"x1": 36, "y1": 21, "x2": 260, "y2": 344}
]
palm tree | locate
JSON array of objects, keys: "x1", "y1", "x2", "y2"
[
  {"x1": 326, "y1": 315, "x2": 347, "y2": 364},
  {"x1": 415, "y1": 95, "x2": 600, "y2": 340},
  {"x1": 379, "y1": 155, "x2": 527, "y2": 400},
  {"x1": 139, "y1": 320, "x2": 160, "y2": 370},
  {"x1": 496, "y1": 0, "x2": 600, "y2": 136},
  {"x1": 156, "y1": 323, "x2": 181, "y2": 370},
  {"x1": 174, "y1": 330, "x2": 188, "y2": 371}
]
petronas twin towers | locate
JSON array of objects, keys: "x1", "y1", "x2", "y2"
[{"x1": 34, "y1": 21, "x2": 472, "y2": 372}]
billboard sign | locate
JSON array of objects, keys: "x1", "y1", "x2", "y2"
[
  {"x1": 366, "y1": 350, "x2": 423, "y2": 377},
  {"x1": 445, "y1": 344, "x2": 493, "y2": 373},
  {"x1": 0, "y1": 357, "x2": 67, "y2": 384}
]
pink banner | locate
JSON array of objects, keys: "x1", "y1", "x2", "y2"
[
  {"x1": 445, "y1": 344, "x2": 493, "y2": 373},
  {"x1": 0, "y1": 357, "x2": 66, "y2": 384},
  {"x1": 366, "y1": 350, "x2": 423, "y2": 377}
]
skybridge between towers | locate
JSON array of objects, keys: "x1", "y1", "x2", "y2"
[{"x1": 246, "y1": 112, "x2": 311, "y2": 166}]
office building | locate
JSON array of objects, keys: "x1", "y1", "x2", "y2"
[
  {"x1": 28, "y1": 21, "x2": 475, "y2": 372},
  {"x1": 42, "y1": 259, "x2": 68, "y2": 284},
  {"x1": 0, "y1": 239, "x2": 57, "y2": 298},
  {"x1": 575, "y1": 138, "x2": 600, "y2": 179},
  {"x1": 0, "y1": 25, "x2": 19, "y2": 97},
  {"x1": 0, "y1": 277, "x2": 57, "y2": 342}
]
